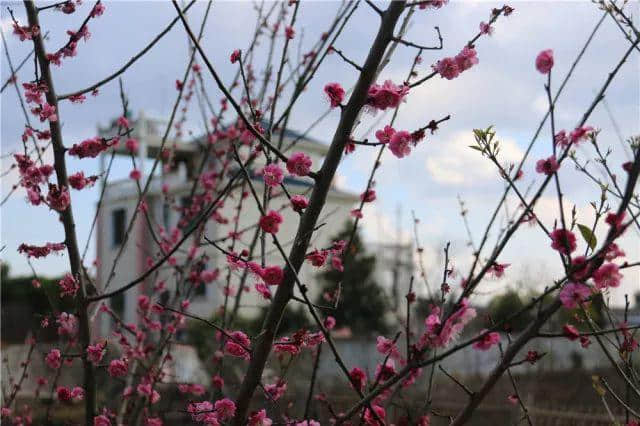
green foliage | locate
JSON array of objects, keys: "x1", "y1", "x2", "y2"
[
  {"x1": 1, "y1": 263, "x2": 70, "y2": 341},
  {"x1": 278, "y1": 305, "x2": 312, "y2": 335},
  {"x1": 577, "y1": 224, "x2": 597, "y2": 250},
  {"x1": 487, "y1": 291, "x2": 534, "y2": 332},
  {"x1": 315, "y1": 222, "x2": 389, "y2": 336}
]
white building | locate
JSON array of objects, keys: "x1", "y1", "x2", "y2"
[{"x1": 95, "y1": 114, "x2": 360, "y2": 332}]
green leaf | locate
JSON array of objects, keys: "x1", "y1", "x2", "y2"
[
  {"x1": 577, "y1": 224, "x2": 597, "y2": 250},
  {"x1": 469, "y1": 145, "x2": 483, "y2": 152}
]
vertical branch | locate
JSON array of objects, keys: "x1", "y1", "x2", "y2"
[
  {"x1": 230, "y1": 2, "x2": 408, "y2": 423},
  {"x1": 23, "y1": 1, "x2": 96, "y2": 422}
]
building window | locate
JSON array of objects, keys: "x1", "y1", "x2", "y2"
[{"x1": 112, "y1": 208, "x2": 126, "y2": 247}]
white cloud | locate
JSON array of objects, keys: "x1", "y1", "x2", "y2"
[{"x1": 425, "y1": 131, "x2": 523, "y2": 186}]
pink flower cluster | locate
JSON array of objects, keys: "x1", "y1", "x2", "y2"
[
  {"x1": 259, "y1": 210, "x2": 283, "y2": 234},
  {"x1": 419, "y1": 298, "x2": 476, "y2": 349},
  {"x1": 549, "y1": 228, "x2": 576, "y2": 255},
  {"x1": 366, "y1": 80, "x2": 409, "y2": 111},
  {"x1": 433, "y1": 46, "x2": 479, "y2": 80},
  {"x1": 69, "y1": 171, "x2": 98, "y2": 190},
  {"x1": 262, "y1": 163, "x2": 284, "y2": 187},
  {"x1": 472, "y1": 330, "x2": 500, "y2": 351},
  {"x1": 554, "y1": 126, "x2": 594, "y2": 148},
  {"x1": 56, "y1": 312, "x2": 78, "y2": 337},
  {"x1": 324, "y1": 82, "x2": 345, "y2": 108},
  {"x1": 68, "y1": 137, "x2": 117, "y2": 158},
  {"x1": 535, "y1": 49, "x2": 554, "y2": 74},
  {"x1": 18, "y1": 242, "x2": 65, "y2": 258},
  {"x1": 225, "y1": 331, "x2": 251, "y2": 360},
  {"x1": 286, "y1": 152, "x2": 312, "y2": 176},
  {"x1": 58, "y1": 273, "x2": 79, "y2": 298},
  {"x1": 535, "y1": 155, "x2": 559, "y2": 176},
  {"x1": 375, "y1": 125, "x2": 425, "y2": 159}
]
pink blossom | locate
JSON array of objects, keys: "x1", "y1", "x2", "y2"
[
  {"x1": 472, "y1": 330, "x2": 500, "y2": 350},
  {"x1": 324, "y1": 82, "x2": 345, "y2": 108},
  {"x1": 45, "y1": 349, "x2": 62, "y2": 369},
  {"x1": 225, "y1": 331, "x2": 250, "y2": 359},
  {"x1": 56, "y1": 312, "x2": 78, "y2": 337},
  {"x1": 367, "y1": 80, "x2": 409, "y2": 110},
  {"x1": 86, "y1": 342, "x2": 106, "y2": 364},
  {"x1": 479, "y1": 21, "x2": 494, "y2": 35},
  {"x1": 535, "y1": 155, "x2": 559, "y2": 175},
  {"x1": 569, "y1": 126, "x2": 594, "y2": 145},
  {"x1": 37, "y1": 103, "x2": 58, "y2": 122},
  {"x1": 593, "y1": 263, "x2": 622, "y2": 289},
  {"x1": 349, "y1": 367, "x2": 367, "y2": 392},
  {"x1": 69, "y1": 171, "x2": 98, "y2": 190},
  {"x1": 433, "y1": 57, "x2": 460, "y2": 80},
  {"x1": 90, "y1": 2, "x2": 106, "y2": 17},
  {"x1": 262, "y1": 164, "x2": 284, "y2": 187},
  {"x1": 324, "y1": 316, "x2": 336, "y2": 330},
  {"x1": 259, "y1": 210, "x2": 283, "y2": 234},
  {"x1": 389, "y1": 130, "x2": 412, "y2": 158},
  {"x1": 58, "y1": 273, "x2": 79, "y2": 298},
  {"x1": 211, "y1": 375, "x2": 224, "y2": 389},
  {"x1": 419, "y1": 299, "x2": 476, "y2": 348},
  {"x1": 46, "y1": 184, "x2": 70, "y2": 211},
  {"x1": 550, "y1": 228, "x2": 577, "y2": 255},
  {"x1": 285, "y1": 26, "x2": 295, "y2": 40},
  {"x1": 290, "y1": 195, "x2": 308, "y2": 212},
  {"x1": 129, "y1": 169, "x2": 141, "y2": 180},
  {"x1": 350, "y1": 208, "x2": 363, "y2": 218},
  {"x1": 418, "y1": 0, "x2": 448, "y2": 10},
  {"x1": 18, "y1": 242, "x2": 65, "y2": 258},
  {"x1": 375, "y1": 125, "x2": 395, "y2": 144},
  {"x1": 68, "y1": 137, "x2": 116, "y2": 158},
  {"x1": 604, "y1": 243, "x2": 625, "y2": 261},
  {"x1": 230, "y1": 49, "x2": 241, "y2": 63},
  {"x1": 535, "y1": 49, "x2": 554, "y2": 74},
  {"x1": 360, "y1": 189, "x2": 376, "y2": 203},
  {"x1": 454, "y1": 46, "x2": 479, "y2": 72},
  {"x1": 255, "y1": 283, "x2": 272, "y2": 299},
  {"x1": 376, "y1": 336, "x2": 400, "y2": 359},
  {"x1": 200, "y1": 268, "x2": 219, "y2": 283},
  {"x1": 306, "y1": 249, "x2": 328, "y2": 267},
  {"x1": 57, "y1": 386, "x2": 72, "y2": 402},
  {"x1": 71, "y1": 386, "x2": 84, "y2": 401},
  {"x1": 188, "y1": 401, "x2": 214, "y2": 422},
  {"x1": 563, "y1": 324, "x2": 580, "y2": 341},
  {"x1": 364, "y1": 405, "x2": 386, "y2": 426},
  {"x1": 559, "y1": 282, "x2": 591, "y2": 309},
  {"x1": 93, "y1": 415, "x2": 111, "y2": 426},
  {"x1": 554, "y1": 130, "x2": 569, "y2": 147},
  {"x1": 215, "y1": 398, "x2": 236, "y2": 420},
  {"x1": 261, "y1": 265, "x2": 283, "y2": 286},
  {"x1": 125, "y1": 138, "x2": 139, "y2": 154},
  {"x1": 489, "y1": 262, "x2": 510, "y2": 278},
  {"x1": 248, "y1": 409, "x2": 272, "y2": 426},
  {"x1": 286, "y1": 152, "x2": 312, "y2": 176},
  {"x1": 331, "y1": 256, "x2": 343, "y2": 272},
  {"x1": 108, "y1": 359, "x2": 128, "y2": 378},
  {"x1": 569, "y1": 256, "x2": 591, "y2": 281},
  {"x1": 605, "y1": 211, "x2": 626, "y2": 234},
  {"x1": 264, "y1": 379, "x2": 287, "y2": 401}
]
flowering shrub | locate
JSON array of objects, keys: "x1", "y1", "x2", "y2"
[{"x1": 1, "y1": 1, "x2": 639, "y2": 425}]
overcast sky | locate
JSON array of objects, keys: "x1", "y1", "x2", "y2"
[{"x1": 1, "y1": 1, "x2": 638, "y2": 306}]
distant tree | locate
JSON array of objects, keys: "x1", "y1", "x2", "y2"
[
  {"x1": 0, "y1": 263, "x2": 69, "y2": 341},
  {"x1": 487, "y1": 291, "x2": 533, "y2": 332},
  {"x1": 315, "y1": 222, "x2": 389, "y2": 336}
]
